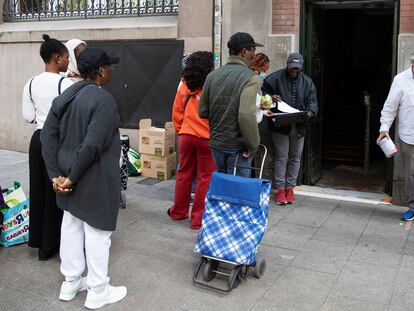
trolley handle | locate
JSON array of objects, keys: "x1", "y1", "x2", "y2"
[{"x1": 233, "y1": 144, "x2": 267, "y2": 179}]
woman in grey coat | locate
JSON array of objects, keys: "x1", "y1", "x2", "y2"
[{"x1": 41, "y1": 47, "x2": 127, "y2": 310}]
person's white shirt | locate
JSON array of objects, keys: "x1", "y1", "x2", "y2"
[
  {"x1": 22, "y1": 72, "x2": 73, "y2": 130},
  {"x1": 380, "y1": 66, "x2": 414, "y2": 145}
]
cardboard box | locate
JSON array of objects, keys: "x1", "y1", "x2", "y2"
[
  {"x1": 139, "y1": 119, "x2": 175, "y2": 157},
  {"x1": 140, "y1": 153, "x2": 176, "y2": 180}
]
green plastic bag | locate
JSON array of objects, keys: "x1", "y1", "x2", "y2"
[
  {"x1": 127, "y1": 148, "x2": 141, "y2": 176},
  {"x1": 2, "y1": 182, "x2": 27, "y2": 208}
]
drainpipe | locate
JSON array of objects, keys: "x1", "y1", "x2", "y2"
[
  {"x1": 213, "y1": 0, "x2": 222, "y2": 69},
  {"x1": 363, "y1": 91, "x2": 371, "y2": 172}
]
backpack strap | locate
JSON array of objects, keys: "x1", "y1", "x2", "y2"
[
  {"x1": 183, "y1": 94, "x2": 192, "y2": 111},
  {"x1": 58, "y1": 77, "x2": 65, "y2": 95},
  {"x1": 29, "y1": 77, "x2": 34, "y2": 101},
  {"x1": 57, "y1": 84, "x2": 94, "y2": 121}
]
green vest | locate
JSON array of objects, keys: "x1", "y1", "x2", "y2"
[{"x1": 205, "y1": 62, "x2": 255, "y2": 151}]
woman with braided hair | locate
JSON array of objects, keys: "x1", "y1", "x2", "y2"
[{"x1": 251, "y1": 52, "x2": 271, "y2": 124}]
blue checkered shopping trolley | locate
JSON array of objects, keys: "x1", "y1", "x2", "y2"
[{"x1": 193, "y1": 145, "x2": 271, "y2": 292}]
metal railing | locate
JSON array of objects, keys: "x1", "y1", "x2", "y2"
[{"x1": 3, "y1": 0, "x2": 178, "y2": 21}]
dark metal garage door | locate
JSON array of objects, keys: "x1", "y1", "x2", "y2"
[{"x1": 89, "y1": 40, "x2": 184, "y2": 128}]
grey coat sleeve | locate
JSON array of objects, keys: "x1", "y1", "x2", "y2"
[
  {"x1": 68, "y1": 95, "x2": 119, "y2": 183},
  {"x1": 305, "y1": 81, "x2": 318, "y2": 116},
  {"x1": 40, "y1": 101, "x2": 64, "y2": 180}
]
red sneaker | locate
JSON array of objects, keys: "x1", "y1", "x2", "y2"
[
  {"x1": 276, "y1": 188, "x2": 287, "y2": 205},
  {"x1": 286, "y1": 188, "x2": 295, "y2": 204}
]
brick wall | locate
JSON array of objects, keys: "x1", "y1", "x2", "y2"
[
  {"x1": 400, "y1": 0, "x2": 414, "y2": 33},
  {"x1": 272, "y1": 0, "x2": 300, "y2": 34}
]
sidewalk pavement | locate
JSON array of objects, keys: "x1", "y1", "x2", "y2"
[{"x1": 1, "y1": 149, "x2": 414, "y2": 311}]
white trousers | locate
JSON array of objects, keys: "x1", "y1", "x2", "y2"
[{"x1": 60, "y1": 211, "x2": 112, "y2": 292}]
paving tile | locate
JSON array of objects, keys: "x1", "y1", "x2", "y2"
[
  {"x1": 252, "y1": 267, "x2": 336, "y2": 311},
  {"x1": 338, "y1": 201, "x2": 377, "y2": 215},
  {"x1": 354, "y1": 219, "x2": 408, "y2": 257},
  {"x1": 299, "y1": 197, "x2": 340, "y2": 209},
  {"x1": 312, "y1": 205, "x2": 372, "y2": 247},
  {"x1": 353, "y1": 242, "x2": 403, "y2": 268},
  {"x1": 312, "y1": 221, "x2": 364, "y2": 247},
  {"x1": 183, "y1": 264, "x2": 286, "y2": 311},
  {"x1": 283, "y1": 204, "x2": 335, "y2": 227},
  {"x1": 291, "y1": 239, "x2": 354, "y2": 274},
  {"x1": 258, "y1": 244, "x2": 298, "y2": 266},
  {"x1": 0, "y1": 281, "x2": 48, "y2": 311},
  {"x1": 321, "y1": 296, "x2": 388, "y2": 311},
  {"x1": 404, "y1": 239, "x2": 414, "y2": 256},
  {"x1": 330, "y1": 260, "x2": 396, "y2": 304},
  {"x1": 374, "y1": 204, "x2": 407, "y2": 219},
  {"x1": 388, "y1": 255, "x2": 414, "y2": 311},
  {"x1": 266, "y1": 209, "x2": 287, "y2": 226},
  {"x1": 328, "y1": 205, "x2": 373, "y2": 226},
  {"x1": 262, "y1": 220, "x2": 318, "y2": 250},
  {"x1": 3, "y1": 257, "x2": 62, "y2": 299},
  {"x1": 0, "y1": 243, "x2": 38, "y2": 265}
]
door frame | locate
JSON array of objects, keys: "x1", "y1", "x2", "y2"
[{"x1": 299, "y1": 0, "x2": 399, "y2": 192}]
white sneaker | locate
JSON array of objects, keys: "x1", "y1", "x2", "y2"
[
  {"x1": 84, "y1": 285, "x2": 127, "y2": 310},
  {"x1": 59, "y1": 277, "x2": 88, "y2": 301}
]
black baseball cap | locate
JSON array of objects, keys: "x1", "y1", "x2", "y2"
[
  {"x1": 78, "y1": 47, "x2": 120, "y2": 74},
  {"x1": 287, "y1": 53, "x2": 304, "y2": 69},
  {"x1": 227, "y1": 32, "x2": 264, "y2": 51}
]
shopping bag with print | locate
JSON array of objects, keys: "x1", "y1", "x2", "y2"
[{"x1": 0, "y1": 199, "x2": 30, "y2": 247}]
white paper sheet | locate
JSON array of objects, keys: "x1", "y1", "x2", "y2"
[{"x1": 277, "y1": 101, "x2": 301, "y2": 113}]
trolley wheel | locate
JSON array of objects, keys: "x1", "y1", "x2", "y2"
[
  {"x1": 254, "y1": 257, "x2": 266, "y2": 279},
  {"x1": 202, "y1": 259, "x2": 218, "y2": 282},
  {"x1": 228, "y1": 266, "x2": 242, "y2": 289}
]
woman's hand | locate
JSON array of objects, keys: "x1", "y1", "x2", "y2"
[
  {"x1": 57, "y1": 176, "x2": 74, "y2": 189},
  {"x1": 52, "y1": 176, "x2": 74, "y2": 193}
]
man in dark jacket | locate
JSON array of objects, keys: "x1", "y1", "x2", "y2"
[
  {"x1": 199, "y1": 32, "x2": 262, "y2": 177},
  {"x1": 262, "y1": 53, "x2": 318, "y2": 205}
]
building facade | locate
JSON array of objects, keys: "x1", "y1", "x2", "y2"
[{"x1": 1, "y1": 0, "x2": 414, "y2": 203}]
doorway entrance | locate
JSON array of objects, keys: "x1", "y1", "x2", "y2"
[{"x1": 300, "y1": 0, "x2": 397, "y2": 193}]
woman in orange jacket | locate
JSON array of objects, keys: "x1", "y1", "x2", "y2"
[{"x1": 168, "y1": 51, "x2": 215, "y2": 230}]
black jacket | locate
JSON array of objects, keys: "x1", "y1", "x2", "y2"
[{"x1": 262, "y1": 68, "x2": 318, "y2": 137}]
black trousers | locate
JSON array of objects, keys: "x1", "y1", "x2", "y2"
[{"x1": 28, "y1": 130, "x2": 63, "y2": 257}]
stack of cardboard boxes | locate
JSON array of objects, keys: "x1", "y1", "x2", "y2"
[{"x1": 138, "y1": 119, "x2": 176, "y2": 180}]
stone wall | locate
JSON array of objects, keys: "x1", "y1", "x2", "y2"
[
  {"x1": 178, "y1": 0, "x2": 213, "y2": 53},
  {"x1": 0, "y1": 0, "x2": 213, "y2": 152},
  {"x1": 0, "y1": 16, "x2": 178, "y2": 152}
]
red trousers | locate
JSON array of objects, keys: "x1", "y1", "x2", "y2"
[{"x1": 169, "y1": 134, "x2": 215, "y2": 228}]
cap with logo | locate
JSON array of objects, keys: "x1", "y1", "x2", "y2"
[
  {"x1": 78, "y1": 47, "x2": 120, "y2": 75},
  {"x1": 227, "y1": 32, "x2": 264, "y2": 51},
  {"x1": 287, "y1": 53, "x2": 304, "y2": 69}
]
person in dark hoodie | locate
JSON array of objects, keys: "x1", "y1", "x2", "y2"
[
  {"x1": 262, "y1": 52, "x2": 318, "y2": 205},
  {"x1": 41, "y1": 47, "x2": 127, "y2": 310}
]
